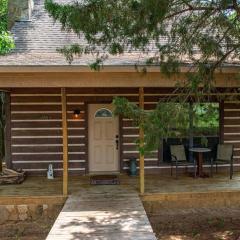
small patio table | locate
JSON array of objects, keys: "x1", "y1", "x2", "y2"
[{"x1": 189, "y1": 147, "x2": 211, "y2": 177}]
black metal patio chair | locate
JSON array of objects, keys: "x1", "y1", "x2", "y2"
[
  {"x1": 212, "y1": 144, "x2": 234, "y2": 179},
  {"x1": 170, "y1": 144, "x2": 196, "y2": 179}
]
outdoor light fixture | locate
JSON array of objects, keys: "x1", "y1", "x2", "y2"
[{"x1": 73, "y1": 109, "x2": 81, "y2": 119}]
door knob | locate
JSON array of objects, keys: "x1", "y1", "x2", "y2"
[
  {"x1": 115, "y1": 135, "x2": 119, "y2": 150},
  {"x1": 116, "y1": 139, "x2": 119, "y2": 150}
]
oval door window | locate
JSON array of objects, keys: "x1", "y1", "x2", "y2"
[{"x1": 95, "y1": 108, "x2": 113, "y2": 118}]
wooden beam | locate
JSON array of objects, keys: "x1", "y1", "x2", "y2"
[
  {"x1": 119, "y1": 115, "x2": 124, "y2": 173},
  {"x1": 219, "y1": 100, "x2": 224, "y2": 144},
  {"x1": 0, "y1": 65, "x2": 239, "y2": 73},
  {"x1": 4, "y1": 92, "x2": 11, "y2": 169},
  {"x1": 61, "y1": 88, "x2": 69, "y2": 196},
  {"x1": 84, "y1": 102, "x2": 89, "y2": 174},
  {"x1": 139, "y1": 87, "x2": 145, "y2": 194},
  {"x1": 0, "y1": 72, "x2": 239, "y2": 88},
  {"x1": 188, "y1": 102, "x2": 194, "y2": 162},
  {"x1": 0, "y1": 196, "x2": 67, "y2": 205}
]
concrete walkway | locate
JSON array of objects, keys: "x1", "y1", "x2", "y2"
[{"x1": 46, "y1": 185, "x2": 156, "y2": 240}]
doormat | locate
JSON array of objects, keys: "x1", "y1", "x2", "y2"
[{"x1": 90, "y1": 175, "x2": 120, "y2": 185}]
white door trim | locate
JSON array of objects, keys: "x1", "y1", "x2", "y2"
[{"x1": 88, "y1": 104, "x2": 119, "y2": 173}]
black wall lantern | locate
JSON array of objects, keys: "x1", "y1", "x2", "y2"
[{"x1": 73, "y1": 109, "x2": 81, "y2": 119}]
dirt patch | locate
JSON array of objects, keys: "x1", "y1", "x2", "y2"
[
  {"x1": 148, "y1": 208, "x2": 240, "y2": 240},
  {"x1": 0, "y1": 215, "x2": 58, "y2": 240}
]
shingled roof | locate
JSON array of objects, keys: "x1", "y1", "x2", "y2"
[
  {"x1": 0, "y1": 0, "x2": 155, "y2": 66},
  {"x1": 0, "y1": 0, "x2": 239, "y2": 67}
]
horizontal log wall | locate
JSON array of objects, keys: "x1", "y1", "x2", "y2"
[
  {"x1": 65, "y1": 88, "x2": 161, "y2": 172},
  {"x1": 10, "y1": 87, "x2": 237, "y2": 175},
  {"x1": 10, "y1": 88, "x2": 87, "y2": 175},
  {"x1": 223, "y1": 101, "x2": 240, "y2": 164},
  {"x1": 10, "y1": 88, "x2": 172, "y2": 175},
  {"x1": 121, "y1": 88, "x2": 162, "y2": 170}
]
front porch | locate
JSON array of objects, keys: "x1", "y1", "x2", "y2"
[
  {"x1": 1, "y1": 172, "x2": 240, "y2": 239},
  {"x1": 1, "y1": 86, "x2": 239, "y2": 197},
  {"x1": 1, "y1": 172, "x2": 240, "y2": 197}
]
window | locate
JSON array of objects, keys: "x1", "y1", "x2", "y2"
[{"x1": 95, "y1": 108, "x2": 113, "y2": 118}]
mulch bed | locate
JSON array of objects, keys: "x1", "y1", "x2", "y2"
[
  {"x1": 147, "y1": 208, "x2": 240, "y2": 240},
  {"x1": 0, "y1": 218, "x2": 55, "y2": 240}
]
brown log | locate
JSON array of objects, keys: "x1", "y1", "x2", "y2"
[{"x1": 0, "y1": 168, "x2": 26, "y2": 185}]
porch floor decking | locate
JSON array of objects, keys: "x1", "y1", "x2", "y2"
[
  {"x1": 46, "y1": 186, "x2": 157, "y2": 240},
  {"x1": 0, "y1": 172, "x2": 240, "y2": 196}
]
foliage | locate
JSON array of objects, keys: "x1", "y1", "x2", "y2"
[
  {"x1": 0, "y1": 0, "x2": 8, "y2": 31},
  {"x1": 45, "y1": 0, "x2": 230, "y2": 151},
  {"x1": 114, "y1": 97, "x2": 190, "y2": 152},
  {"x1": 0, "y1": 31, "x2": 15, "y2": 55},
  {"x1": 0, "y1": 0, "x2": 14, "y2": 55},
  {"x1": 45, "y1": 0, "x2": 240, "y2": 89},
  {"x1": 114, "y1": 97, "x2": 218, "y2": 152},
  {"x1": 193, "y1": 103, "x2": 219, "y2": 135}
]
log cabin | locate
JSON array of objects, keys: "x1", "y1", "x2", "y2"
[{"x1": 0, "y1": 0, "x2": 240, "y2": 195}]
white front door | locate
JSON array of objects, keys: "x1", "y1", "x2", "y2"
[{"x1": 88, "y1": 104, "x2": 119, "y2": 173}]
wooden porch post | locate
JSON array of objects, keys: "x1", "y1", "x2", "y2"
[
  {"x1": 219, "y1": 100, "x2": 224, "y2": 144},
  {"x1": 139, "y1": 87, "x2": 145, "y2": 194},
  {"x1": 189, "y1": 102, "x2": 194, "y2": 162},
  {"x1": 61, "y1": 88, "x2": 69, "y2": 196},
  {"x1": 4, "y1": 92, "x2": 12, "y2": 170}
]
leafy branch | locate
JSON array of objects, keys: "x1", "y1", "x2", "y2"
[{"x1": 0, "y1": 0, "x2": 15, "y2": 55}]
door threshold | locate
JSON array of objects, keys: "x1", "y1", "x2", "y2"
[{"x1": 88, "y1": 171, "x2": 120, "y2": 176}]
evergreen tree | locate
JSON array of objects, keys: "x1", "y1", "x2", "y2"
[
  {"x1": 45, "y1": 0, "x2": 240, "y2": 151},
  {"x1": 45, "y1": 0, "x2": 240, "y2": 87}
]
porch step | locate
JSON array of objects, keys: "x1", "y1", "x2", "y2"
[{"x1": 46, "y1": 186, "x2": 156, "y2": 240}]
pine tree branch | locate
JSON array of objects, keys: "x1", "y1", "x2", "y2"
[
  {"x1": 165, "y1": 4, "x2": 234, "y2": 20},
  {"x1": 181, "y1": 0, "x2": 194, "y2": 9},
  {"x1": 233, "y1": 0, "x2": 240, "y2": 18},
  {"x1": 212, "y1": 44, "x2": 240, "y2": 71}
]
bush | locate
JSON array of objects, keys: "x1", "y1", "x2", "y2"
[
  {"x1": 0, "y1": 31, "x2": 14, "y2": 54},
  {"x1": 0, "y1": 0, "x2": 15, "y2": 54}
]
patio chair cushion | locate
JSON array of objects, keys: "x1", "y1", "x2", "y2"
[
  {"x1": 170, "y1": 145, "x2": 187, "y2": 161},
  {"x1": 216, "y1": 144, "x2": 233, "y2": 162}
]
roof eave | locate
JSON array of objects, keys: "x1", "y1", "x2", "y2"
[{"x1": 0, "y1": 64, "x2": 239, "y2": 73}]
